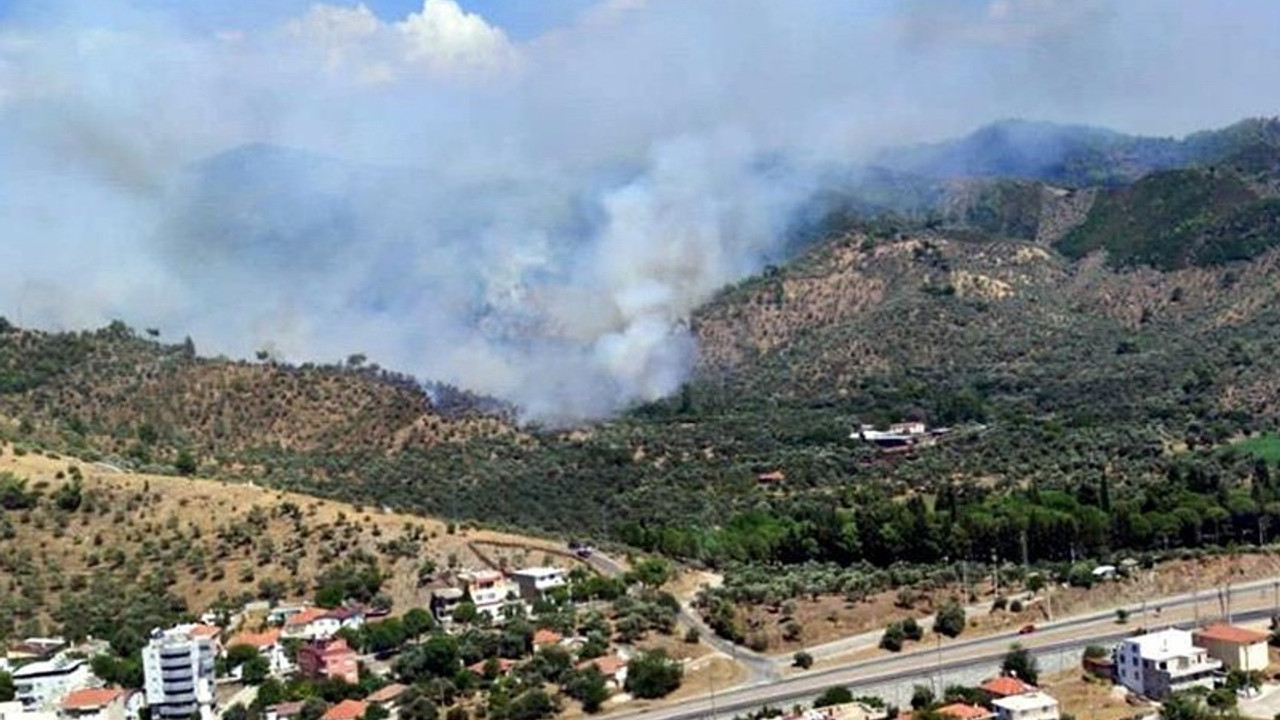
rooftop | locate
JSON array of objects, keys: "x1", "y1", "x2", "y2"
[
  {"x1": 980, "y1": 676, "x2": 1037, "y2": 697},
  {"x1": 578, "y1": 655, "x2": 627, "y2": 677},
  {"x1": 12, "y1": 656, "x2": 84, "y2": 678},
  {"x1": 533, "y1": 629, "x2": 563, "y2": 646},
  {"x1": 267, "y1": 701, "x2": 306, "y2": 718},
  {"x1": 511, "y1": 567, "x2": 565, "y2": 578},
  {"x1": 936, "y1": 704, "x2": 993, "y2": 720},
  {"x1": 61, "y1": 689, "x2": 126, "y2": 711},
  {"x1": 321, "y1": 700, "x2": 368, "y2": 720},
  {"x1": 1126, "y1": 628, "x2": 1201, "y2": 661},
  {"x1": 285, "y1": 608, "x2": 329, "y2": 627},
  {"x1": 1194, "y1": 624, "x2": 1269, "y2": 645},
  {"x1": 992, "y1": 693, "x2": 1059, "y2": 713},
  {"x1": 366, "y1": 684, "x2": 407, "y2": 705},
  {"x1": 228, "y1": 629, "x2": 282, "y2": 649}
]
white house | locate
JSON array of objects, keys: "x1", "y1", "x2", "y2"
[
  {"x1": 11, "y1": 655, "x2": 94, "y2": 711},
  {"x1": 992, "y1": 692, "x2": 1060, "y2": 720},
  {"x1": 1, "y1": 701, "x2": 58, "y2": 720},
  {"x1": 141, "y1": 626, "x2": 216, "y2": 720},
  {"x1": 509, "y1": 567, "x2": 567, "y2": 601},
  {"x1": 456, "y1": 571, "x2": 518, "y2": 619},
  {"x1": 225, "y1": 628, "x2": 294, "y2": 677},
  {"x1": 1115, "y1": 628, "x2": 1221, "y2": 699}
]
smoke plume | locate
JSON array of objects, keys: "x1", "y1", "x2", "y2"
[{"x1": 1, "y1": 0, "x2": 1279, "y2": 421}]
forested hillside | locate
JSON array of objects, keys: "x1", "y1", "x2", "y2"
[{"x1": 4, "y1": 118, "x2": 1280, "y2": 583}]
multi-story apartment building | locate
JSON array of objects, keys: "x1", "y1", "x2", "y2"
[{"x1": 141, "y1": 627, "x2": 216, "y2": 720}]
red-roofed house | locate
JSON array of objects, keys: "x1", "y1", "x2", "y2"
[
  {"x1": 283, "y1": 608, "x2": 330, "y2": 639},
  {"x1": 60, "y1": 688, "x2": 127, "y2": 720},
  {"x1": 576, "y1": 655, "x2": 628, "y2": 688},
  {"x1": 264, "y1": 701, "x2": 306, "y2": 720},
  {"x1": 366, "y1": 684, "x2": 407, "y2": 711},
  {"x1": 320, "y1": 700, "x2": 367, "y2": 720},
  {"x1": 1193, "y1": 624, "x2": 1270, "y2": 671},
  {"x1": 533, "y1": 629, "x2": 563, "y2": 648},
  {"x1": 297, "y1": 638, "x2": 359, "y2": 685},
  {"x1": 980, "y1": 676, "x2": 1037, "y2": 700},
  {"x1": 467, "y1": 658, "x2": 517, "y2": 677},
  {"x1": 226, "y1": 628, "x2": 292, "y2": 676},
  {"x1": 936, "y1": 704, "x2": 995, "y2": 720}
]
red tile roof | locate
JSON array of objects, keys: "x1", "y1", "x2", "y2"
[
  {"x1": 62, "y1": 689, "x2": 126, "y2": 711},
  {"x1": 228, "y1": 628, "x2": 282, "y2": 649},
  {"x1": 936, "y1": 704, "x2": 993, "y2": 720},
  {"x1": 467, "y1": 658, "x2": 517, "y2": 675},
  {"x1": 533, "y1": 629, "x2": 563, "y2": 646},
  {"x1": 1195, "y1": 624, "x2": 1269, "y2": 645},
  {"x1": 286, "y1": 607, "x2": 329, "y2": 627},
  {"x1": 980, "y1": 676, "x2": 1037, "y2": 697},
  {"x1": 187, "y1": 624, "x2": 222, "y2": 640},
  {"x1": 366, "y1": 684, "x2": 407, "y2": 705},
  {"x1": 268, "y1": 702, "x2": 306, "y2": 718},
  {"x1": 577, "y1": 655, "x2": 627, "y2": 677},
  {"x1": 321, "y1": 700, "x2": 367, "y2": 720}
]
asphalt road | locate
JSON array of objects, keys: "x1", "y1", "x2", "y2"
[{"x1": 600, "y1": 578, "x2": 1280, "y2": 720}]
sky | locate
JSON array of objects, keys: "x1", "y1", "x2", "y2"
[{"x1": 1, "y1": 0, "x2": 1279, "y2": 421}]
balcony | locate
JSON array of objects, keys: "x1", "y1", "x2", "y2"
[
  {"x1": 164, "y1": 682, "x2": 195, "y2": 694},
  {"x1": 163, "y1": 691, "x2": 197, "y2": 705},
  {"x1": 160, "y1": 656, "x2": 192, "y2": 670}
]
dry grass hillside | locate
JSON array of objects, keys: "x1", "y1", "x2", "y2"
[
  {"x1": 0, "y1": 441, "x2": 583, "y2": 643},
  {"x1": 0, "y1": 324, "x2": 515, "y2": 469}
]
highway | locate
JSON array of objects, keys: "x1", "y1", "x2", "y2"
[{"x1": 600, "y1": 576, "x2": 1280, "y2": 720}]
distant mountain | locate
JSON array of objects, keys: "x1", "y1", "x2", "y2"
[{"x1": 873, "y1": 117, "x2": 1280, "y2": 187}]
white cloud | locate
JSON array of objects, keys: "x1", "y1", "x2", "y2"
[{"x1": 286, "y1": 0, "x2": 515, "y2": 84}]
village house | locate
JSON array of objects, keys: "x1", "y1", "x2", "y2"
[
  {"x1": 576, "y1": 655, "x2": 628, "y2": 689},
  {"x1": 366, "y1": 684, "x2": 408, "y2": 714},
  {"x1": 1115, "y1": 628, "x2": 1221, "y2": 699},
  {"x1": 429, "y1": 588, "x2": 466, "y2": 625},
  {"x1": 783, "y1": 703, "x2": 889, "y2": 720},
  {"x1": 532, "y1": 629, "x2": 563, "y2": 649},
  {"x1": 59, "y1": 688, "x2": 127, "y2": 720},
  {"x1": 935, "y1": 703, "x2": 995, "y2": 720},
  {"x1": 979, "y1": 676, "x2": 1038, "y2": 702},
  {"x1": 320, "y1": 700, "x2": 367, "y2": 720},
  {"x1": 456, "y1": 571, "x2": 518, "y2": 619},
  {"x1": 11, "y1": 655, "x2": 94, "y2": 711},
  {"x1": 281, "y1": 608, "x2": 337, "y2": 640},
  {"x1": 297, "y1": 638, "x2": 359, "y2": 685},
  {"x1": 1192, "y1": 624, "x2": 1270, "y2": 672},
  {"x1": 509, "y1": 567, "x2": 567, "y2": 601},
  {"x1": 264, "y1": 701, "x2": 306, "y2": 720},
  {"x1": 467, "y1": 658, "x2": 517, "y2": 678},
  {"x1": 991, "y1": 693, "x2": 1060, "y2": 720},
  {"x1": 225, "y1": 628, "x2": 293, "y2": 677}
]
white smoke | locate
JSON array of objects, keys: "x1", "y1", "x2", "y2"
[{"x1": 2, "y1": 0, "x2": 1280, "y2": 421}]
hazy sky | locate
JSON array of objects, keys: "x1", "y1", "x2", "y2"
[{"x1": 1, "y1": 0, "x2": 1278, "y2": 420}]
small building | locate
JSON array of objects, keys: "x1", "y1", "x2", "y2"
[
  {"x1": 264, "y1": 702, "x2": 306, "y2": 720},
  {"x1": 456, "y1": 571, "x2": 518, "y2": 618},
  {"x1": 936, "y1": 704, "x2": 994, "y2": 720},
  {"x1": 1193, "y1": 624, "x2": 1270, "y2": 673},
  {"x1": 366, "y1": 684, "x2": 407, "y2": 712},
  {"x1": 282, "y1": 608, "x2": 332, "y2": 640},
  {"x1": 297, "y1": 638, "x2": 359, "y2": 685},
  {"x1": 467, "y1": 658, "x2": 517, "y2": 677},
  {"x1": 991, "y1": 692, "x2": 1060, "y2": 720},
  {"x1": 532, "y1": 629, "x2": 563, "y2": 648},
  {"x1": 1115, "y1": 628, "x2": 1221, "y2": 699},
  {"x1": 429, "y1": 588, "x2": 466, "y2": 624},
  {"x1": 1, "y1": 701, "x2": 58, "y2": 720},
  {"x1": 980, "y1": 676, "x2": 1037, "y2": 701},
  {"x1": 11, "y1": 655, "x2": 94, "y2": 711},
  {"x1": 576, "y1": 655, "x2": 628, "y2": 689},
  {"x1": 60, "y1": 688, "x2": 127, "y2": 720},
  {"x1": 509, "y1": 567, "x2": 567, "y2": 601},
  {"x1": 226, "y1": 628, "x2": 292, "y2": 677},
  {"x1": 320, "y1": 700, "x2": 367, "y2": 720}
]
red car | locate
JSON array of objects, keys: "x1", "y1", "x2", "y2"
[{"x1": 1018, "y1": 624, "x2": 1037, "y2": 635}]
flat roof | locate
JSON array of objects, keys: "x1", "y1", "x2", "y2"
[
  {"x1": 511, "y1": 567, "x2": 565, "y2": 577},
  {"x1": 12, "y1": 657, "x2": 84, "y2": 678},
  {"x1": 993, "y1": 693, "x2": 1059, "y2": 712}
]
